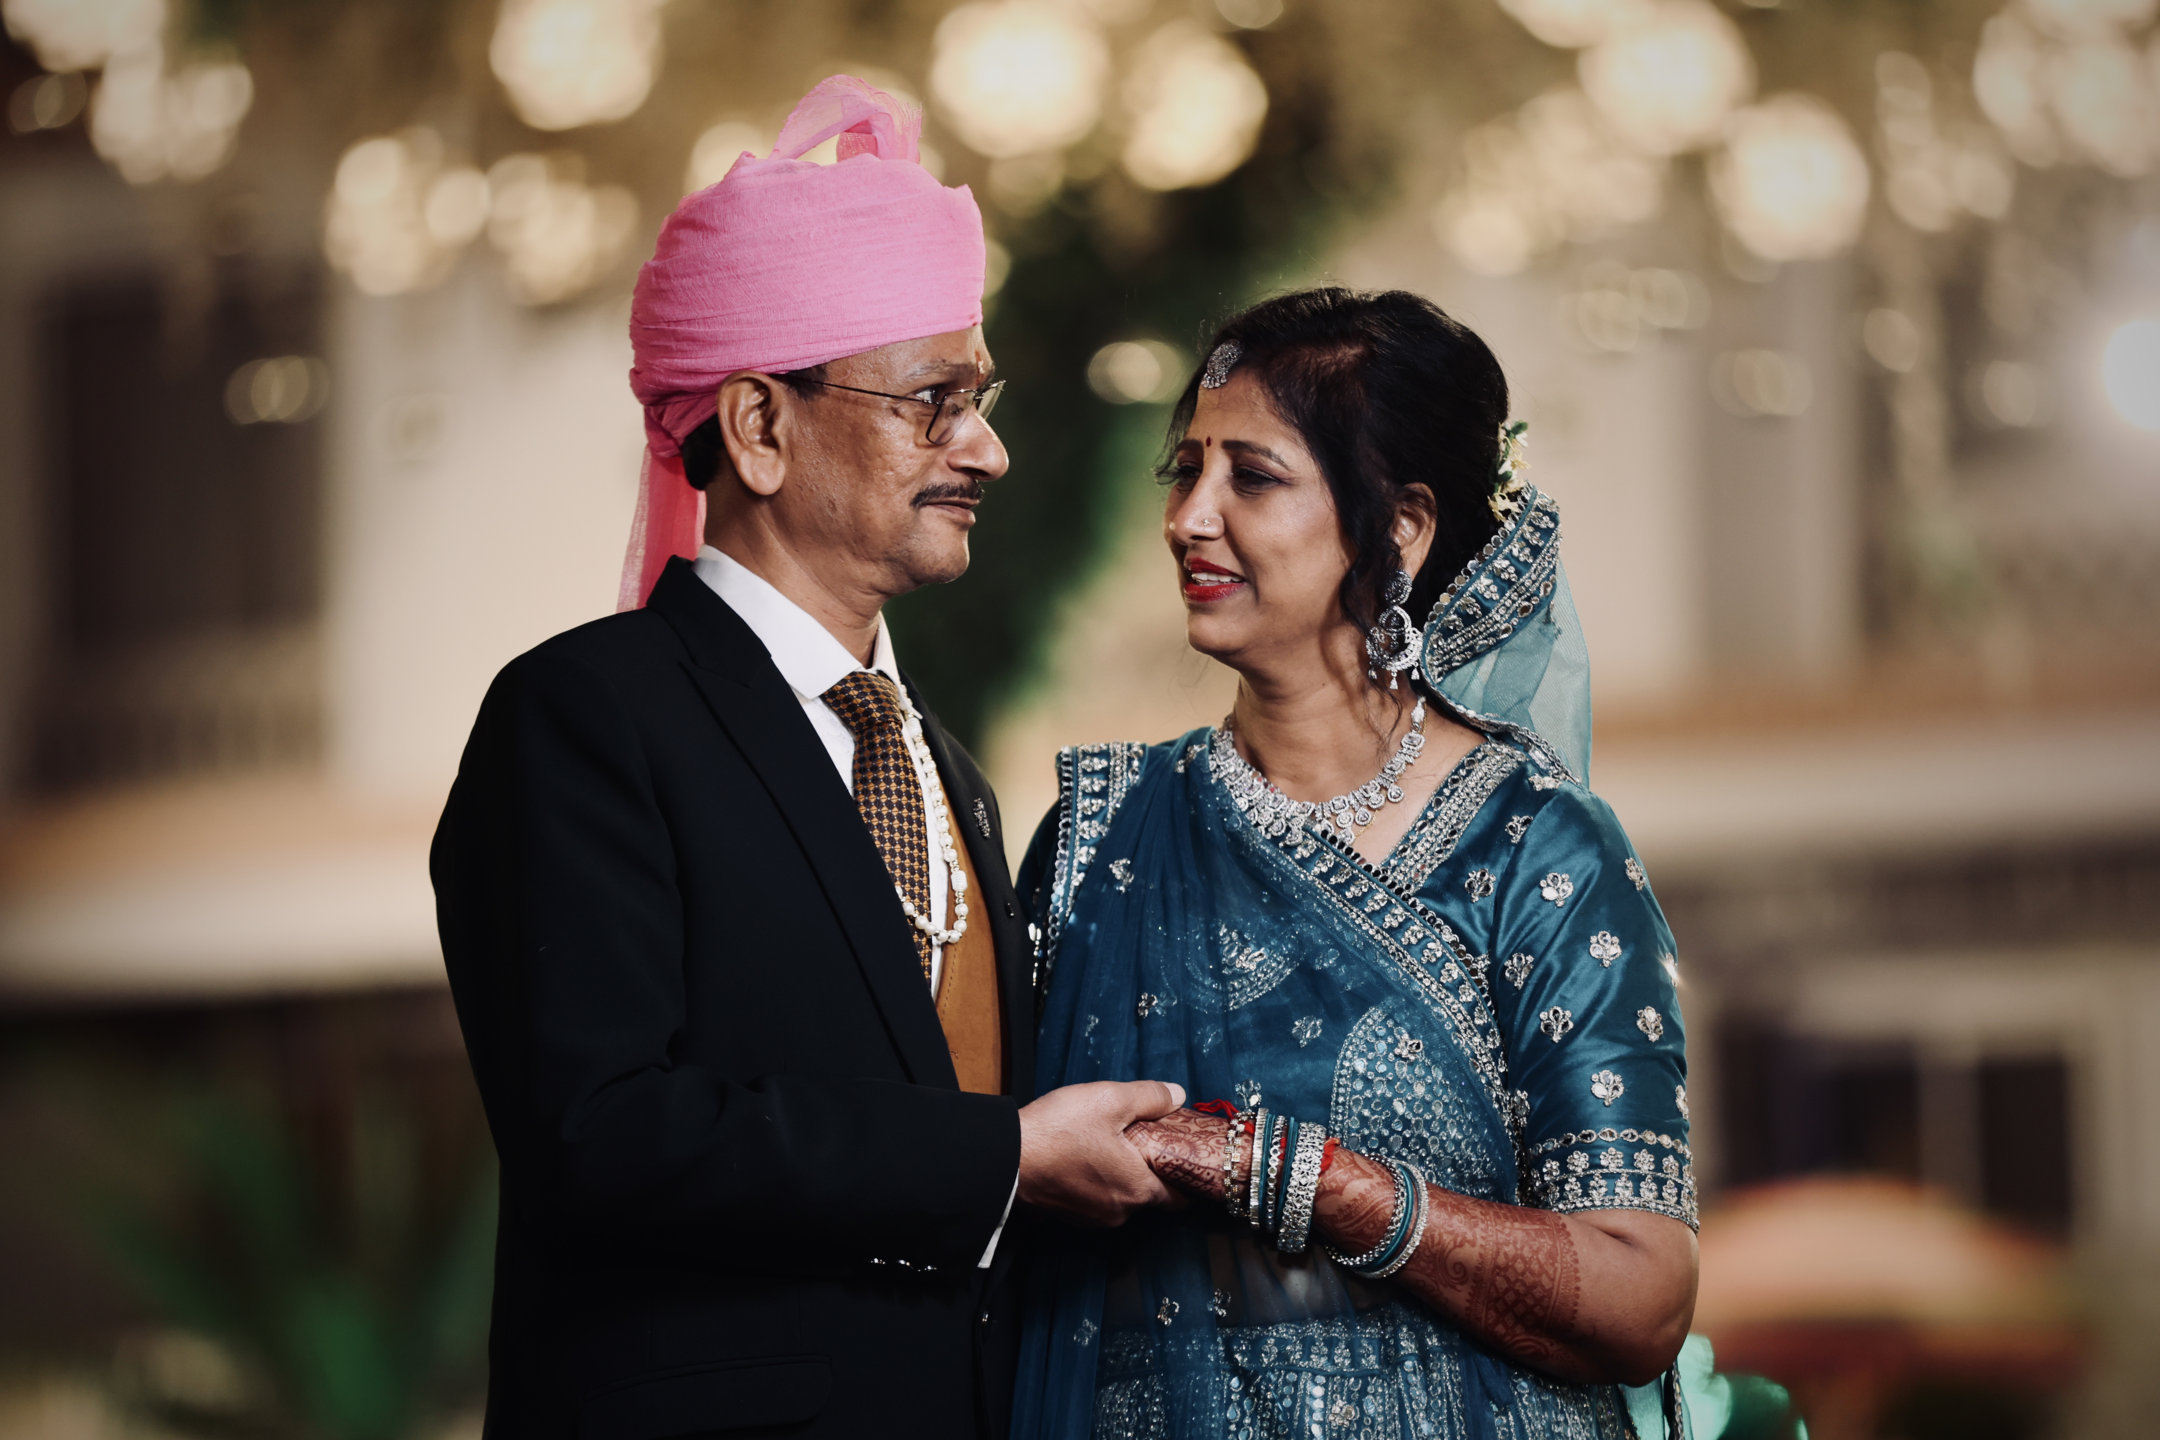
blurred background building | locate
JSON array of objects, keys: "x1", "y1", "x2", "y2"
[{"x1": 0, "y1": 0, "x2": 2155, "y2": 1436}]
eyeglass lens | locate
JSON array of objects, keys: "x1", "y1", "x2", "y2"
[{"x1": 929, "y1": 384, "x2": 1001, "y2": 445}]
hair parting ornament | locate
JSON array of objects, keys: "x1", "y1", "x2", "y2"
[{"x1": 1200, "y1": 340, "x2": 1243, "y2": 390}]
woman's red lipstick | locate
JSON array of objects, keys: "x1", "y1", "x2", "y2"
[{"x1": 1182, "y1": 556, "x2": 1247, "y2": 603}]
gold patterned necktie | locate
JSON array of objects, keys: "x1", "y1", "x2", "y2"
[{"x1": 822, "y1": 670, "x2": 935, "y2": 982}]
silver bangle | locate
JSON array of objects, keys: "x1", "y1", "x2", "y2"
[
  {"x1": 1368, "y1": 1162, "x2": 1430, "y2": 1279},
  {"x1": 1221, "y1": 1115, "x2": 1244, "y2": 1219},
  {"x1": 1245, "y1": 1109, "x2": 1270, "y2": 1226},
  {"x1": 1324, "y1": 1156, "x2": 1409, "y2": 1271},
  {"x1": 1276, "y1": 1123, "x2": 1328, "y2": 1255}
]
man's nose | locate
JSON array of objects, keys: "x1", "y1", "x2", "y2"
[{"x1": 949, "y1": 410, "x2": 1008, "y2": 481}]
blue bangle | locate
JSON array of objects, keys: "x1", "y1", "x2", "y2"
[
  {"x1": 1264, "y1": 1114, "x2": 1289, "y2": 1235},
  {"x1": 1326, "y1": 1157, "x2": 1415, "y2": 1275}
]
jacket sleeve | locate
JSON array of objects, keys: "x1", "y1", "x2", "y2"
[{"x1": 431, "y1": 644, "x2": 1021, "y2": 1274}]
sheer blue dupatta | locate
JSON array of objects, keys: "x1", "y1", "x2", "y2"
[
  {"x1": 1012, "y1": 739, "x2": 1527, "y2": 1440},
  {"x1": 1420, "y1": 487, "x2": 1592, "y2": 784}
]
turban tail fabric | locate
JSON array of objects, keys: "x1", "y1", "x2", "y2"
[{"x1": 619, "y1": 75, "x2": 987, "y2": 609}]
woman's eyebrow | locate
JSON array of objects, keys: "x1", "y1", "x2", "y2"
[{"x1": 1222, "y1": 438, "x2": 1291, "y2": 467}]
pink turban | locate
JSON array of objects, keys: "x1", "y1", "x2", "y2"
[{"x1": 619, "y1": 75, "x2": 987, "y2": 610}]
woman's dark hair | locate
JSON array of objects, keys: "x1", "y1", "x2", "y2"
[
  {"x1": 1164, "y1": 287, "x2": 1510, "y2": 641},
  {"x1": 677, "y1": 364, "x2": 829, "y2": 489}
]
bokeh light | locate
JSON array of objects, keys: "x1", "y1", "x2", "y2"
[
  {"x1": 326, "y1": 130, "x2": 461, "y2": 296},
  {"x1": 2023, "y1": 0, "x2": 2156, "y2": 39},
  {"x1": 486, "y1": 152, "x2": 639, "y2": 306},
  {"x1": 1973, "y1": 357, "x2": 2052, "y2": 427},
  {"x1": 489, "y1": 0, "x2": 665, "y2": 132},
  {"x1": 2103, "y1": 318, "x2": 2160, "y2": 430},
  {"x1": 224, "y1": 357, "x2": 331, "y2": 426},
  {"x1": 1975, "y1": 5, "x2": 2160, "y2": 174},
  {"x1": 1557, "y1": 260, "x2": 1710, "y2": 353},
  {"x1": 2048, "y1": 37, "x2": 2156, "y2": 176},
  {"x1": 1877, "y1": 51, "x2": 2017, "y2": 233},
  {"x1": 684, "y1": 119, "x2": 768, "y2": 192},
  {"x1": 89, "y1": 46, "x2": 253, "y2": 184},
  {"x1": 1087, "y1": 339, "x2": 1188, "y2": 403},
  {"x1": 1713, "y1": 347, "x2": 1814, "y2": 417},
  {"x1": 1434, "y1": 86, "x2": 1667, "y2": 276},
  {"x1": 1213, "y1": 0, "x2": 1284, "y2": 28},
  {"x1": 930, "y1": 1, "x2": 1109, "y2": 159},
  {"x1": 1496, "y1": 0, "x2": 1650, "y2": 49},
  {"x1": 1, "y1": 0, "x2": 163, "y2": 73},
  {"x1": 1863, "y1": 307, "x2": 1923, "y2": 373},
  {"x1": 7, "y1": 70, "x2": 89, "y2": 133},
  {"x1": 1120, "y1": 21, "x2": 1268, "y2": 192},
  {"x1": 1577, "y1": 0, "x2": 1754, "y2": 156},
  {"x1": 1709, "y1": 93, "x2": 1871, "y2": 262}
]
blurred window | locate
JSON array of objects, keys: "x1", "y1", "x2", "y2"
[
  {"x1": 1979, "y1": 1056, "x2": 2074, "y2": 1236},
  {"x1": 1720, "y1": 1022, "x2": 2074, "y2": 1235},
  {"x1": 31, "y1": 265, "x2": 325, "y2": 794}
]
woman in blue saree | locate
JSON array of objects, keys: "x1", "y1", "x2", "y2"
[{"x1": 1014, "y1": 290, "x2": 1698, "y2": 1440}]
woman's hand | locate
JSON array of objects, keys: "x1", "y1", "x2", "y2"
[{"x1": 1124, "y1": 1107, "x2": 1240, "y2": 1204}]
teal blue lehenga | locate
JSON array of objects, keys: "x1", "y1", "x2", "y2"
[{"x1": 1013, "y1": 489, "x2": 1696, "y2": 1440}]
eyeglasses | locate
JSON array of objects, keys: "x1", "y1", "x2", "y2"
[{"x1": 793, "y1": 377, "x2": 1005, "y2": 446}]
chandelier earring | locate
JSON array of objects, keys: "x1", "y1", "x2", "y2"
[{"x1": 1365, "y1": 569, "x2": 1420, "y2": 690}]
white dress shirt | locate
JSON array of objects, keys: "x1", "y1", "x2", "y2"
[
  {"x1": 692, "y1": 547, "x2": 1014, "y2": 1265},
  {"x1": 693, "y1": 547, "x2": 957, "y2": 991}
]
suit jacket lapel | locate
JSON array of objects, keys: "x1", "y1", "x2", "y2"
[
  {"x1": 907, "y1": 676, "x2": 1038, "y2": 1101},
  {"x1": 647, "y1": 559, "x2": 956, "y2": 1088}
]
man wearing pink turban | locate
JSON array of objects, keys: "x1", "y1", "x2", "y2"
[{"x1": 433, "y1": 76, "x2": 1182, "y2": 1440}]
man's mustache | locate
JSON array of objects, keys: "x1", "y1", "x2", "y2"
[{"x1": 913, "y1": 481, "x2": 985, "y2": 507}]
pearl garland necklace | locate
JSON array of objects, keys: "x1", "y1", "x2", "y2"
[
  {"x1": 894, "y1": 703, "x2": 969, "y2": 949},
  {"x1": 1212, "y1": 698, "x2": 1427, "y2": 843}
]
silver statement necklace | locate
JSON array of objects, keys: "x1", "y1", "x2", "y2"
[{"x1": 1212, "y1": 697, "x2": 1427, "y2": 843}]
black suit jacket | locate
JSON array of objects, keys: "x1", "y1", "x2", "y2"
[{"x1": 432, "y1": 557, "x2": 1036, "y2": 1440}]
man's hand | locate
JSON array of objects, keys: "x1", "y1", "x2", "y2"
[
  {"x1": 1017, "y1": 1081, "x2": 1185, "y2": 1226},
  {"x1": 1124, "y1": 1107, "x2": 1234, "y2": 1202}
]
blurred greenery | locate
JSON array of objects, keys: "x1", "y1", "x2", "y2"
[{"x1": 81, "y1": 1088, "x2": 494, "y2": 1440}]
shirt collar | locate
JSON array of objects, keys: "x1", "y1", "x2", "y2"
[{"x1": 693, "y1": 546, "x2": 905, "y2": 705}]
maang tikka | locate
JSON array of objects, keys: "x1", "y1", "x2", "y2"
[
  {"x1": 1200, "y1": 341, "x2": 1243, "y2": 389},
  {"x1": 1365, "y1": 569, "x2": 1420, "y2": 689}
]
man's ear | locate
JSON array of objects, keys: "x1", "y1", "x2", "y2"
[{"x1": 715, "y1": 372, "x2": 794, "y2": 498}]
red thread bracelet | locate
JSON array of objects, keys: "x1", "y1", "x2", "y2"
[{"x1": 1320, "y1": 1137, "x2": 1341, "y2": 1173}]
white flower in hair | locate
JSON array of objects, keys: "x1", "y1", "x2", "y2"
[{"x1": 1489, "y1": 419, "x2": 1529, "y2": 523}]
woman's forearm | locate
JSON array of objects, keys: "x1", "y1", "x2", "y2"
[
  {"x1": 1313, "y1": 1149, "x2": 1692, "y2": 1386},
  {"x1": 1127, "y1": 1110, "x2": 1695, "y2": 1387}
]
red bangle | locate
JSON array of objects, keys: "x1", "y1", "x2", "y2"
[{"x1": 1320, "y1": 1137, "x2": 1341, "y2": 1173}]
